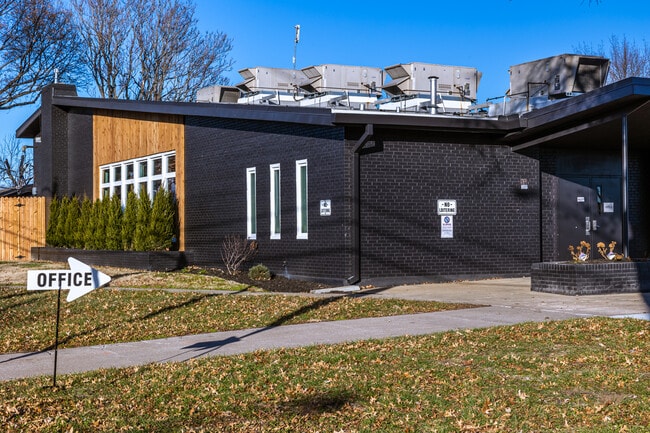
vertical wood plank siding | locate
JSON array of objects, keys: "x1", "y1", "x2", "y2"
[
  {"x1": 93, "y1": 110, "x2": 185, "y2": 250},
  {"x1": 0, "y1": 197, "x2": 46, "y2": 260}
]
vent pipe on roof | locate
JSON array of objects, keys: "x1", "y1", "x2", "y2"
[{"x1": 428, "y1": 76, "x2": 438, "y2": 114}]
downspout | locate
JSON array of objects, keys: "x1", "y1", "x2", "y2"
[
  {"x1": 348, "y1": 123, "x2": 374, "y2": 285},
  {"x1": 621, "y1": 114, "x2": 629, "y2": 258}
]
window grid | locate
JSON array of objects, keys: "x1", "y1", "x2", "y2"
[
  {"x1": 296, "y1": 159, "x2": 308, "y2": 239},
  {"x1": 270, "y1": 163, "x2": 281, "y2": 239},
  {"x1": 246, "y1": 167, "x2": 257, "y2": 240},
  {"x1": 99, "y1": 151, "x2": 176, "y2": 205}
]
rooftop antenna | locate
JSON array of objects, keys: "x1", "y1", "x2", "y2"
[{"x1": 292, "y1": 24, "x2": 300, "y2": 69}]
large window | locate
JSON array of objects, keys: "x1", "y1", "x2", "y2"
[
  {"x1": 246, "y1": 167, "x2": 257, "y2": 240},
  {"x1": 270, "y1": 163, "x2": 281, "y2": 239},
  {"x1": 100, "y1": 152, "x2": 176, "y2": 204},
  {"x1": 296, "y1": 159, "x2": 308, "y2": 239}
]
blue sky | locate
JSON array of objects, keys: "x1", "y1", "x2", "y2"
[{"x1": 4, "y1": 0, "x2": 650, "y2": 143}]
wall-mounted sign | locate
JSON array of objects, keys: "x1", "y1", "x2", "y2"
[
  {"x1": 603, "y1": 202, "x2": 614, "y2": 213},
  {"x1": 437, "y1": 199, "x2": 457, "y2": 215},
  {"x1": 441, "y1": 215, "x2": 454, "y2": 238},
  {"x1": 320, "y1": 200, "x2": 331, "y2": 216},
  {"x1": 577, "y1": 197, "x2": 585, "y2": 203}
]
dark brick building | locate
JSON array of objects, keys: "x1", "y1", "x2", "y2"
[{"x1": 17, "y1": 63, "x2": 650, "y2": 285}]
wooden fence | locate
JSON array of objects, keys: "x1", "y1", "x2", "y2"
[{"x1": 0, "y1": 197, "x2": 46, "y2": 261}]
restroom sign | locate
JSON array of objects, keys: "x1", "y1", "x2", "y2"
[{"x1": 437, "y1": 199, "x2": 457, "y2": 215}]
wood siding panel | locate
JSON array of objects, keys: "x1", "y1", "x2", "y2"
[
  {"x1": 93, "y1": 110, "x2": 185, "y2": 250},
  {"x1": 0, "y1": 197, "x2": 46, "y2": 260}
]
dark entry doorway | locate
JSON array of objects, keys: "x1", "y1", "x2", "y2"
[{"x1": 558, "y1": 176, "x2": 622, "y2": 260}]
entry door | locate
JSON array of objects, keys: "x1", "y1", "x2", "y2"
[{"x1": 557, "y1": 176, "x2": 622, "y2": 260}]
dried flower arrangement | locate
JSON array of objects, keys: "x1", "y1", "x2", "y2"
[
  {"x1": 568, "y1": 241, "x2": 591, "y2": 262},
  {"x1": 597, "y1": 241, "x2": 623, "y2": 261}
]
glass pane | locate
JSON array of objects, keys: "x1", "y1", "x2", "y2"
[
  {"x1": 250, "y1": 172, "x2": 256, "y2": 235},
  {"x1": 127, "y1": 183, "x2": 134, "y2": 193},
  {"x1": 114, "y1": 166, "x2": 121, "y2": 182},
  {"x1": 139, "y1": 161, "x2": 147, "y2": 178},
  {"x1": 152, "y1": 179, "x2": 162, "y2": 193},
  {"x1": 273, "y1": 170, "x2": 281, "y2": 234},
  {"x1": 139, "y1": 182, "x2": 147, "y2": 197},
  {"x1": 153, "y1": 158, "x2": 162, "y2": 176},
  {"x1": 102, "y1": 187, "x2": 109, "y2": 198},
  {"x1": 102, "y1": 169, "x2": 110, "y2": 184},
  {"x1": 126, "y1": 163, "x2": 134, "y2": 180},
  {"x1": 167, "y1": 155, "x2": 176, "y2": 173},
  {"x1": 300, "y1": 165, "x2": 307, "y2": 233},
  {"x1": 114, "y1": 186, "x2": 121, "y2": 200}
]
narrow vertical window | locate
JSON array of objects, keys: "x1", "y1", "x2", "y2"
[
  {"x1": 246, "y1": 167, "x2": 257, "y2": 239},
  {"x1": 296, "y1": 159, "x2": 308, "y2": 239},
  {"x1": 270, "y1": 163, "x2": 281, "y2": 239}
]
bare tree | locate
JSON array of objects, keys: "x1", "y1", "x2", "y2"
[
  {"x1": 0, "y1": 136, "x2": 33, "y2": 189},
  {"x1": 575, "y1": 35, "x2": 650, "y2": 83},
  {"x1": 0, "y1": 0, "x2": 82, "y2": 109},
  {"x1": 607, "y1": 35, "x2": 650, "y2": 81},
  {"x1": 72, "y1": 0, "x2": 234, "y2": 102}
]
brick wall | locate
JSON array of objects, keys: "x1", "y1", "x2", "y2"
[
  {"x1": 531, "y1": 261, "x2": 650, "y2": 294},
  {"x1": 184, "y1": 116, "x2": 349, "y2": 283},
  {"x1": 354, "y1": 130, "x2": 540, "y2": 279}
]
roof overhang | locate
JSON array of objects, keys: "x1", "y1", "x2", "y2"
[
  {"x1": 505, "y1": 77, "x2": 650, "y2": 152},
  {"x1": 16, "y1": 108, "x2": 42, "y2": 139}
]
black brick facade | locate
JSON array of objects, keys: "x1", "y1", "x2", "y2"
[
  {"x1": 184, "y1": 116, "x2": 349, "y2": 283},
  {"x1": 354, "y1": 130, "x2": 540, "y2": 279}
]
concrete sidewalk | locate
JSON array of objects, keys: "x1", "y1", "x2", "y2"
[{"x1": 2, "y1": 278, "x2": 649, "y2": 382}]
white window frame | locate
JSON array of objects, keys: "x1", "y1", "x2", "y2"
[
  {"x1": 99, "y1": 151, "x2": 176, "y2": 205},
  {"x1": 296, "y1": 159, "x2": 308, "y2": 239},
  {"x1": 246, "y1": 167, "x2": 257, "y2": 240},
  {"x1": 270, "y1": 163, "x2": 281, "y2": 239}
]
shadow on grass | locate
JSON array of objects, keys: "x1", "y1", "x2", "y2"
[
  {"x1": 180, "y1": 295, "x2": 347, "y2": 358},
  {"x1": 277, "y1": 388, "x2": 358, "y2": 415}
]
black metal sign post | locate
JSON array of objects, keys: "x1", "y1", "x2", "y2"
[
  {"x1": 52, "y1": 280, "x2": 62, "y2": 388},
  {"x1": 26, "y1": 258, "x2": 112, "y2": 388}
]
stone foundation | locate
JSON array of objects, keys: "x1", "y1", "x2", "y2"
[{"x1": 531, "y1": 261, "x2": 650, "y2": 295}]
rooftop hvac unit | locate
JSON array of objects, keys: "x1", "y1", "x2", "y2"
[
  {"x1": 296, "y1": 64, "x2": 383, "y2": 108},
  {"x1": 508, "y1": 54, "x2": 610, "y2": 99},
  {"x1": 235, "y1": 67, "x2": 308, "y2": 105},
  {"x1": 378, "y1": 62, "x2": 482, "y2": 113},
  {"x1": 196, "y1": 86, "x2": 240, "y2": 103}
]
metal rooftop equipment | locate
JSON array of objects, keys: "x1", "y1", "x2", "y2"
[
  {"x1": 296, "y1": 64, "x2": 383, "y2": 108},
  {"x1": 235, "y1": 67, "x2": 308, "y2": 105},
  {"x1": 196, "y1": 86, "x2": 240, "y2": 103},
  {"x1": 490, "y1": 54, "x2": 610, "y2": 116},
  {"x1": 378, "y1": 62, "x2": 482, "y2": 113}
]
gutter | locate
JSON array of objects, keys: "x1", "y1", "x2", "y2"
[{"x1": 347, "y1": 124, "x2": 374, "y2": 285}]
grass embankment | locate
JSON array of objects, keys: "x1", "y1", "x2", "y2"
[{"x1": 2, "y1": 318, "x2": 648, "y2": 432}]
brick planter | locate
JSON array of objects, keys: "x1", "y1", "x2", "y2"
[
  {"x1": 531, "y1": 261, "x2": 650, "y2": 295},
  {"x1": 31, "y1": 247, "x2": 188, "y2": 272}
]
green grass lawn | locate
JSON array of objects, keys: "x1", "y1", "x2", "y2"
[
  {"x1": 2, "y1": 318, "x2": 648, "y2": 432},
  {"x1": 0, "y1": 287, "x2": 472, "y2": 353}
]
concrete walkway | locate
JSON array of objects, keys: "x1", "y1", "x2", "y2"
[{"x1": 1, "y1": 278, "x2": 649, "y2": 382}]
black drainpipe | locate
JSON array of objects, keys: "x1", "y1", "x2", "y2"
[{"x1": 348, "y1": 124, "x2": 374, "y2": 285}]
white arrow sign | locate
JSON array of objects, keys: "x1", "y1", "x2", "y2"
[{"x1": 27, "y1": 257, "x2": 112, "y2": 302}]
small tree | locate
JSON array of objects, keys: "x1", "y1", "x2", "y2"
[
  {"x1": 221, "y1": 235, "x2": 257, "y2": 275},
  {"x1": 63, "y1": 196, "x2": 81, "y2": 248},
  {"x1": 75, "y1": 196, "x2": 93, "y2": 249},
  {"x1": 46, "y1": 196, "x2": 61, "y2": 247},
  {"x1": 133, "y1": 192, "x2": 152, "y2": 251},
  {"x1": 150, "y1": 187, "x2": 176, "y2": 250},
  {"x1": 122, "y1": 190, "x2": 138, "y2": 250},
  {"x1": 105, "y1": 194, "x2": 123, "y2": 250}
]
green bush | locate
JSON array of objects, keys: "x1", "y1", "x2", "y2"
[
  {"x1": 248, "y1": 264, "x2": 271, "y2": 281},
  {"x1": 46, "y1": 188, "x2": 177, "y2": 252}
]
